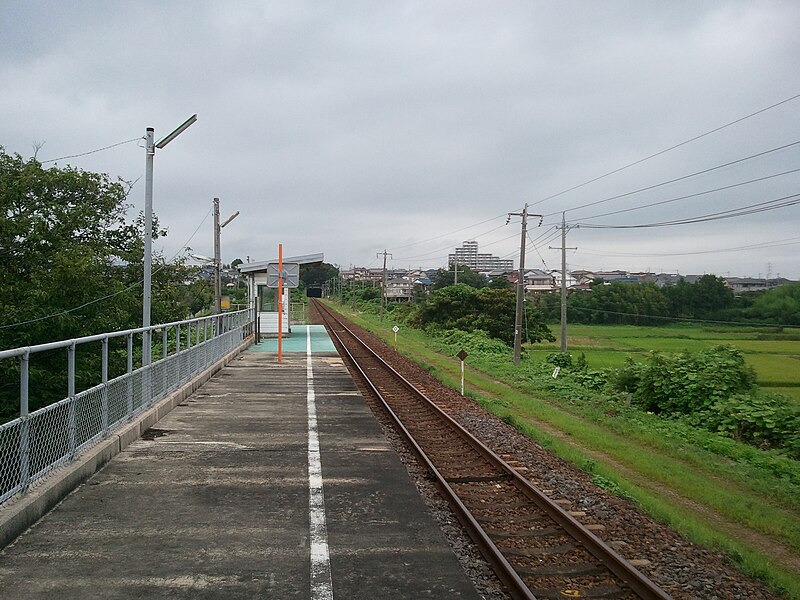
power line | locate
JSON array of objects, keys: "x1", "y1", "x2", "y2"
[
  {"x1": 388, "y1": 212, "x2": 508, "y2": 252},
  {"x1": 392, "y1": 221, "x2": 510, "y2": 261},
  {"x1": 576, "y1": 192, "x2": 800, "y2": 229},
  {"x1": 545, "y1": 139, "x2": 800, "y2": 219},
  {"x1": 530, "y1": 92, "x2": 800, "y2": 208},
  {"x1": 577, "y1": 235, "x2": 800, "y2": 258},
  {"x1": 39, "y1": 137, "x2": 142, "y2": 164},
  {"x1": 526, "y1": 231, "x2": 551, "y2": 271},
  {"x1": 573, "y1": 166, "x2": 800, "y2": 223}
]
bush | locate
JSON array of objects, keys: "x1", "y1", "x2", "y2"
[
  {"x1": 546, "y1": 352, "x2": 573, "y2": 368},
  {"x1": 571, "y1": 368, "x2": 609, "y2": 391},
  {"x1": 433, "y1": 328, "x2": 513, "y2": 359},
  {"x1": 608, "y1": 345, "x2": 756, "y2": 415},
  {"x1": 694, "y1": 391, "x2": 800, "y2": 457}
]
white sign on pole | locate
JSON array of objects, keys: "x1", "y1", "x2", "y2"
[{"x1": 266, "y1": 262, "x2": 300, "y2": 288}]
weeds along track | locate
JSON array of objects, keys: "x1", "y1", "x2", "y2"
[{"x1": 313, "y1": 300, "x2": 672, "y2": 600}]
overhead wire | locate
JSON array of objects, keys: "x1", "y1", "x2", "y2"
[
  {"x1": 39, "y1": 137, "x2": 142, "y2": 164},
  {"x1": 576, "y1": 235, "x2": 800, "y2": 258},
  {"x1": 572, "y1": 166, "x2": 800, "y2": 222},
  {"x1": 576, "y1": 192, "x2": 800, "y2": 229},
  {"x1": 529, "y1": 92, "x2": 800, "y2": 209},
  {"x1": 526, "y1": 230, "x2": 552, "y2": 271},
  {"x1": 392, "y1": 221, "x2": 510, "y2": 261},
  {"x1": 544, "y1": 139, "x2": 800, "y2": 219},
  {"x1": 388, "y1": 212, "x2": 508, "y2": 252},
  {"x1": 380, "y1": 95, "x2": 800, "y2": 272}
]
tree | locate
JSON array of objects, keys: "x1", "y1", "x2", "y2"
[
  {"x1": 0, "y1": 148, "x2": 189, "y2": 419},
  {"x1": 1, "y1": 148, "x2": 141, "y2": 346},
  {"x1": 416, "y1": 285, "x2": 553, "y2": 346},
  {"x1": 569, "y1": 281, "x2": 667, "y2": 325},
  {"x1": 488, "y1": 275, "x2": 513, "y2": 289},
  {"x1": 300, "y1": 263, "x2": 339, "y2": 288},
  {"x1": 431, "y1": 265, "x2": 487, "y2": 289},
  {"x1": 692, "y1": 275, "x2": 734, "y2": 318},
  {"x1": 749, "y1": 283, "x2": 800, "y2": 325}
]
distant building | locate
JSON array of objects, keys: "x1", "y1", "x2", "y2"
[
  {"x1": 524, "y1": 269, "x2": 557, "y2": 292},
  {"x1": 447, "y1": 241, "x2": 513, "y2": 272},
  {"x1": 341, "y1": 267, "x2": 408, "y2": 281},
  {"x1": 384, "y1": 275, "x2": 433, "y2": 301},
  {"x1": 724, "y1": 277, "x2": 792, "y2": 294}
]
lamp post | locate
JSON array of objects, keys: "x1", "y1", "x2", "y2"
[
  {"x1": 213, "y1": 198, "x2": 240, "y2": 314},
  {"x1": 143, "y1": 114, "x2": 197, "y2": 365}
]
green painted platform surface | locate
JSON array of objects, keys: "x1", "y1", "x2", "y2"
[{"x1": 250, "y1": 324, "x2": 336, "y2": 353}]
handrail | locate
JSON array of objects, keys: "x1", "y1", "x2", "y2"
[
  {"x1": 0, "y1": 309, "x2": 256, "y2": 506},
  {"x1": 0, "y1": 309, "x2": 251, "y2": 360}
]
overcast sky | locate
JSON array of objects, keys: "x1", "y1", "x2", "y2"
[{"x1": 3, "y1": 1, "x2": 799, "y2": 278}]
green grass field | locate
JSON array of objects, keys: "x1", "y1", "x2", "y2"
[{"x1": 539, "y1": 323, "x2": 800, "y2": 395}]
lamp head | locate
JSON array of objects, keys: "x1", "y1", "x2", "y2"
[{"x1": 155, "y1": 114, "x2": 198, "y2": 149}]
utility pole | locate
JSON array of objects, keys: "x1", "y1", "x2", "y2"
[
  {"x1": 550, "y1": 212, "x2": 577, "y2": 353},
  {"x1": 213, "y1": 197, "x2": 240, "y2": 314},
  {"x1": 508, "y1": 204, "x2": 542, "y2": 365},
  {"x1": 213, "y1": 198, "x2": 220, "y2": 314},
  {"x1": 377, "y1": 250, "x2": 392, "y2": 321}
]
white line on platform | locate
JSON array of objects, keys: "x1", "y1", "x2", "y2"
[{"x1": 307, "y1": 325, "x2": 334, "y2": 599}]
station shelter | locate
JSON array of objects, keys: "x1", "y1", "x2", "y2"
[{"x1": 237, "y1": 252, "x2": 324, "y2": 340}]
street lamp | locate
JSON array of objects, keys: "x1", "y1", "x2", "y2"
[
  {"x1": 213, "y1": 197, "x2": 240, "y2": 314},
  {"x1": 143, "y1": 114, "x2": 197, "y2": 365}
]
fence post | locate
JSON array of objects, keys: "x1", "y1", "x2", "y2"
[
  {"x1": 126, "y1": 333, "x2": 134, "y2": 417},
  {"x1": 19, "y1": 350, "x2": 30, "y2": 491},
  {"x1": 186, "y1": 324, "x2": 192, "y2": 377},
  {"x1": 68, "y1": 343, "x2": 76, "y2": 458},
  {"x1": 101, "y1": 336, "x2": 109, "y2": 435},
  {"x1": 176, "y1": 323, "x2": 182, "y2": 383},
  {"x1": 163, "y1": 327, "x2": 169, "y2": 360},
  {"x1": 195, "y1": 321, "x2": 201, "y2": 374}
]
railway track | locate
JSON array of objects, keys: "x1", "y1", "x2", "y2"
[{"x1": 313, "y1": 300, "x2": 672, "y2": 600}]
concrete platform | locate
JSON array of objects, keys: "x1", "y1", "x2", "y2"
[
  {"x1": 0, "y1": 328, "x2": 480, "y2": 599},
  {"x1": 252, "y1": 323, "x2": 337, "y2": 353}
]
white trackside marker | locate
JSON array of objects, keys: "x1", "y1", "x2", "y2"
[{"x1": 307, "y1": 325, "x2": 334, "y2": 599}]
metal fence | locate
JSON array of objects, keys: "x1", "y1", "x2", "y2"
[
  {"x1": 0, "y1": 309, "x2": 254, "y2": 506},
  {"x1": 290, "y1": 302, "x2": 306, "y2": 324}
]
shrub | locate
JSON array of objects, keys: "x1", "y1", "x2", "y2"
[
  {"x1": 433, "y1": 328, "x2": 513, "y2": 359},
  {"x1": 546, "y1": 352, "x2": 573, "y2": 368},
  {"x1": 695, "y1": 391, "x2": 800, "y2": 457},
  {"x1": 608, "y1": 345, "x2": 756, "y2": 415},
  {"x1": 571, "y1": 368, "x2": 610, "y2": 392}
]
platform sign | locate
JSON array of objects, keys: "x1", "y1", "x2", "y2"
[{"x1": 266, "y1": 262, "x2": 300, "y2": 288}]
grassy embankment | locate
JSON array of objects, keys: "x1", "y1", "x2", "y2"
[{"x1": 328, "y1": 303, "x2": 800, "y2": 599}]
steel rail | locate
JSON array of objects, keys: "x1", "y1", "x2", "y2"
[{"x1": 315, "y1": 300, "x2": 672, "y2": 600}]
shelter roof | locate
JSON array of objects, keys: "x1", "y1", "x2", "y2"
[{"x1": 238, "y1": 253, "x2": 324, "y2": 274}]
